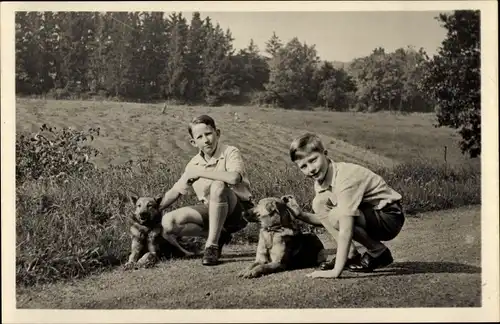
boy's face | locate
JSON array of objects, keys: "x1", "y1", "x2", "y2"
[
  {"x1": 294, "y1": 151, "x2": 330, "y2": 182},
  {"x1": 190, "y1": 123, "x2": 220, "y2": 157}
]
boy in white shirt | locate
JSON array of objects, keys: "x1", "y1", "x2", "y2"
[
  {"x1": 287, "y1": 133, "x2": 405, "y2": 278},
  {"x1": 158, "y1": 115, "x2": 253, "y2": 266}
]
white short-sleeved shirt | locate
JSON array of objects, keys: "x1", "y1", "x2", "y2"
[
  {"x1": 172, "y1": 144, "x2": 252, "y2": 204},
  {"x1": 312, "y1": 160, "x2": 402, "y2": 220}
]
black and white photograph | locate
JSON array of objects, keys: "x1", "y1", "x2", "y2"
[{"x1": 1, "y1": 1, "x2": 498, "y2": 323}]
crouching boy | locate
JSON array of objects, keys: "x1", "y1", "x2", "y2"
[
  {"x1": 158, "y1": 115, "x2": 253, "y2": 266},
  {"x1": 287, "y1": 133, "x2": 405, "y2": 278}
]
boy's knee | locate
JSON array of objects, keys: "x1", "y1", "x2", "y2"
[
  {"x1": 209, "y1": 180, "x2": 227, "y2": 198},
  {"x1": 162, "y1": 212, "x2": 182, "y2": 234},
  {"x1": 162, "y1": 216, "x2": 176, "y2": 234}
]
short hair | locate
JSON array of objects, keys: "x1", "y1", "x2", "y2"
[
  {"x1": 188, "y1": 115, "x2": 217, "y2": 138},
  {"x1": 289, "y1": 133, "x2": 326, "y2": 162}
]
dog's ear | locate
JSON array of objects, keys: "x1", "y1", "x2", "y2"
[
  {"x1": 154, "y1": 195, "x2": 163, "y2": 207},
  {"x1": 129, "y1": 194, "x2": 139, "y2": 206},
  {"x1": 276, "y1": 201, "x2": 294, "y2": 229},
  {"x1": 280, "y1": 195, "x2": 301, "y2": 218}
]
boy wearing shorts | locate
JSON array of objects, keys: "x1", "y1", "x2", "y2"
[
  {"x1": 287, "y1": 133, "x2": 405, "y2": 278},
  {"x1": 158, "y1": 115, "x2": 253, "y2": 266}
]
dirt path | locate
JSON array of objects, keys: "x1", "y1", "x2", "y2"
[{"x1": 16, "y1": 205, "x2": 481, "y2": 309}]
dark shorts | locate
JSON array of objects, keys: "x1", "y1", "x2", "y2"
[
  {"x1": 358, "y1": 201, "x2": 405, "y2": 242},
  {"x1": 201, "y1": 199, "x2": 254, "y2": 234}
]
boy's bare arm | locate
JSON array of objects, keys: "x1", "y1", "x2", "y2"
[
  {"x1": 190, "y1": 169, "x2": 242, "y2": 185},
  {"x1": 295, "y1": 211, "x2": 324, "y2": 227},
  {"x1": 158, "y1": 188, "x2": 181, "y2": 212},
  {"x1": 330, "y1": 214, "x2": 355, "y2": 277}
]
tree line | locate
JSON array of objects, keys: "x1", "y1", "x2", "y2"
[
  {"x1": 16, "y1": 11, "x2": 432, "y2": 111},
  {"x1": 16, "y1": 11, "x2": 481, "y2": 157}
]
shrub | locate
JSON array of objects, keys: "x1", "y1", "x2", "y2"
[
  {"x1": 46, "y1": 88, "x2": 71, "y2": 100},
  {"x1": 16, "y1": 124, "x2": 101, "y2": 183}
]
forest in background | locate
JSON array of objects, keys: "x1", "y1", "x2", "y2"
[{"x1": 15, "y1": 11, "x2": 434, "y2": 112}]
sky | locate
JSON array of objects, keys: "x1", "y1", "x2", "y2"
[{"x1": 179, "y1": 11, "x2": 449, "y2": 63}]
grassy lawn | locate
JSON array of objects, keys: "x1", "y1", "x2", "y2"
[
  {"x1": 16, "y1": 205, "x2": 481, "y2": 308},
  {"x1": 13, "y1": 98, "x2": 481, "y2": 304}
]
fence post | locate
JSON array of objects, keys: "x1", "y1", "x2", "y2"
[{"x1": 444, "y1": 145, "x2": 448, "y2": 175}]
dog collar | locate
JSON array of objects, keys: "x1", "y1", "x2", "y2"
[{"x1": 263, "y1": 225, "x2": 285, "y2": 233}]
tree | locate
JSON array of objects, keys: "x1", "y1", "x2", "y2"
[
  {"x1": 396, "y1": 46, "x2": 433, "y2": 112},
  {"x1": 100, "y1": 12, "x2": 135, "y2": 98},
  {"x1": 419, "y1": 10, "x2": 481, "y2": 158},
  {"x1": 163, "y1": 12, "x2": 189, "y2": 101},
  {"x1": 234, "y1": 39, "x2": 270, "y2": 94},
  {"x1": 348, "y1": 47, "x2": 391, "y2": 112},
  {"x1": 184, "y1": 12, "x2": 206, "y2": 102},
  {"x1": 264, "y1": 37, "x2": 319, "y2": 108},
  {"x1": 265, "y1": 32, "x2": 283, "y2": 58},
  {"x1": 140, "y1": 12, "x2": 169, "y2": 100},
  {"x1": 86, "y1": 12, "x2": 107, "y2": 94},
  {"x1": 315, "y1": 63, "x2": 357, "y2": 110},
  {"x1": 201, "y1": 23, "x2": 238, "y2": 105}
]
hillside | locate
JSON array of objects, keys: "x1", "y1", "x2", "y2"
[{"x1": 16, "y1": 98, "x2": 477, "y2": 169}]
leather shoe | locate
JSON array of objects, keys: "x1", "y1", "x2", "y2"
[
  {"x1": 348, "y1": 248, "x2": 394, "y2": 272},
  {"x1": 319, "y1": 253, "x2": 361, "y2": 270}
]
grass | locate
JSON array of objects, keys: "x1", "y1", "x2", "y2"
[
  {"x1": 14, "y1": 98, "x2": 481, "y2": 288},
  {"x1": 16, "y1": 205, "x2": 481, "y2": 308}
]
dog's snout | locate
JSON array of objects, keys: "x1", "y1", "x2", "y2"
[{"x1": 139, "y1": 211, "x2": 149, "y2": 219}]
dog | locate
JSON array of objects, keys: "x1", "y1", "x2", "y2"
[
  {"x1": 123, "y1": 195, "x2": 195, "y2": 270},
  {"x1": 238, "y1": 195, "x2": 326, "y2": 278}
]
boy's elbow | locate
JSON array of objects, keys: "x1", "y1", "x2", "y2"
[{"x1": 228, "y1": 172, "x2": 243, "y2": 185}]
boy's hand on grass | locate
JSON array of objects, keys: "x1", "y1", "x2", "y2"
[{"x1": 306, "y1": 270, "x2": 341, "y2": 279}]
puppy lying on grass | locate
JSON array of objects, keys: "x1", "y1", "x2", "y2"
[
  {"x1": 239, "y1": 195, "x2": 326, "y2": 278},
  {"x1": 123, "y1": 195, "x2": 195, "y2": 270}
]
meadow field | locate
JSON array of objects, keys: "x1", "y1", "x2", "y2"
[{"x1": 14, "y1": 98, "x2": 480, "y2": 290}]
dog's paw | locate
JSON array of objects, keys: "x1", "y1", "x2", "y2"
[
  {"x1": 137, "y1": 253, "x2": 158, "y2": 268},
  {"x1": 241, "y1": 271, "x2": 255, "y2": 279},
  {"x1": 238, "y1": 268, "x2": 250, "y2": 277},
  {"x1": 183, "y1": 251, "x2": 196, "y2": 258},
  {"x1": 240, "y1": 266, "x2": 263, "y2": 279},
  {"x1": 122, "y1": 262, "x2": 137, "y2": 271}
]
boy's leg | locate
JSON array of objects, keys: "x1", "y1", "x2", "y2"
[
  {"x1": 351, "y1": 226, "x2": 388, "y2": 257},
  {"x1": 348, "y1": 202, "x2": 405, "y2": 272},
  {"x1": 161, "y1": 205, "x2": 209, "y2": 238},
  {"x1": 160, "y1": 205, "x2": 209, "y2": 256},
  {"x1": 203, "y1": 180, "x2": 238, "y2": 265}
]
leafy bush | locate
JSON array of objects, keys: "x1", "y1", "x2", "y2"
[{"x1": 16, "y1": 124, "x2": 101, "y2": 183}]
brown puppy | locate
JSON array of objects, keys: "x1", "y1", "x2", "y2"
[
  {"x1": 124, "y1": 195, "x2": 195, "y2": 270},
  {"x1": 239, "y1": 195, "x2": 326, "y2": 278}
]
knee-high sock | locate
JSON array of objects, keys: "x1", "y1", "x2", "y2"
[{"x1": 205, "y1": 202, "x2": 229, "y2": 248}]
